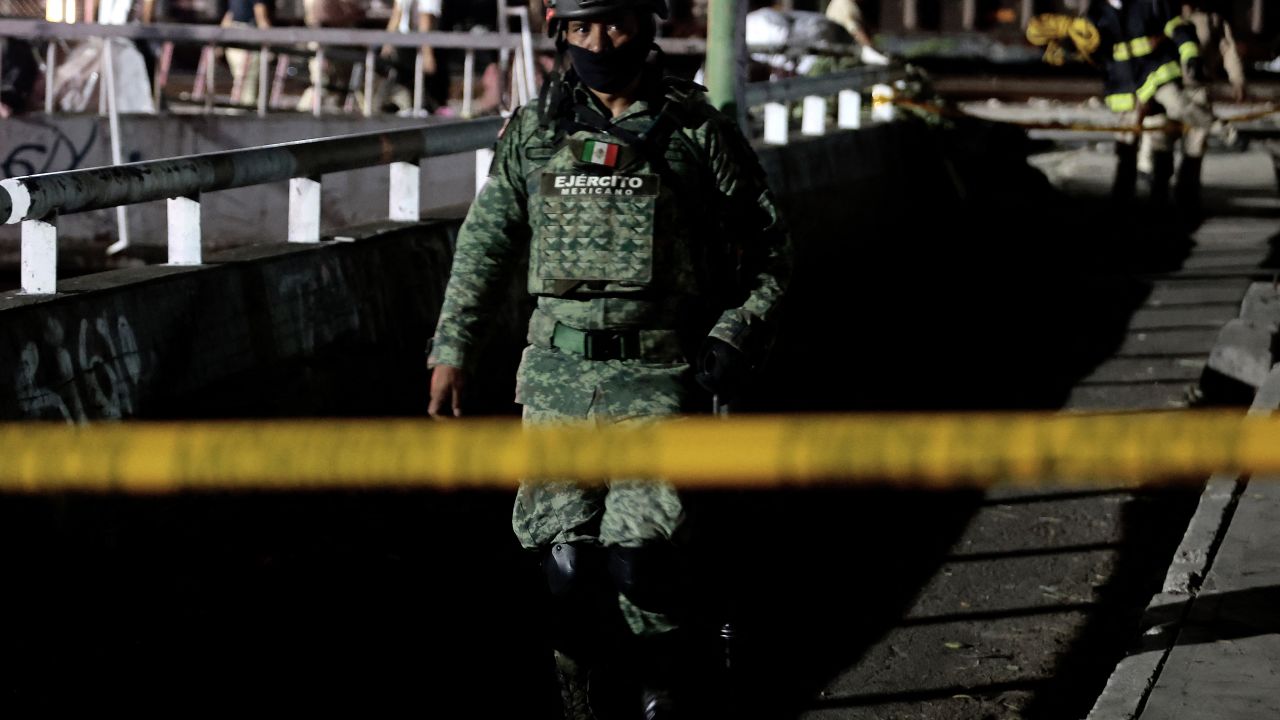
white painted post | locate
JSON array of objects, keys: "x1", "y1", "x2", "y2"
[
  {"x1": 289, "y1": 176, "x2": 322, "y2": 243},
  {"x1": 389, "y1": 161, "x2": 420, "y2": 221},
  {"x1": 801, "y1": 96, "x2": 827, "y2": 136},
  {"x1": 167, "y1": 195, "x2": 202, "y2": 265},
  {"x1": 763, "y1": 102, "x2": 789, "y2": 145},
  {"x1": 21, "y1": 218, "x2": 57, "y2": 295},
  {"x1": 475, "y1": 148, "x2": 494, "y2": 197},
  {"x1": 871, "y1": 83, "x2": 896, "y2": 123},
  {"x1": 838, "y1": 89, "x2": 861, "y2": 129}
]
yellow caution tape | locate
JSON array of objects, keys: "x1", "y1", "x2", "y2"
[{"x1": 0, "y1": 411, "x2": 1278, "y2": 493}]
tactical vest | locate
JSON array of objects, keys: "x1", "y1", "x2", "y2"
[{"x1": 525, "y1": 83, "x2": 705, "y2": 299}]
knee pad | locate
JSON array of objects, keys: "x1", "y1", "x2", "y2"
[
  {"x1": 543, "y1": 542, "x2": 604, "y2": 598},
  {"x1": 608, "y1": 546, "x2": 682, "y2": 613}
]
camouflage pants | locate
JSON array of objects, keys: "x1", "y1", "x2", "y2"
[{"x1": 512, "y1": 344, "x2": 694, "y2": 635}]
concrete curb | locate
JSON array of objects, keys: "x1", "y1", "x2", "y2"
[{"x1": 1086, "y1": 283, "x2": 1280, "y2": 720}]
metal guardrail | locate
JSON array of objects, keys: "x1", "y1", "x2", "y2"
[
  {"x1": 742, "y1": 65, "x2": 909, "y2": 146},
  {"x1": 0, "y1": 18, "x2": 708, "y2": 54},
  {"x1": 1, "y1": 117, "x2": 503, "y2": 294},
  {"x1": 742, "y1": 66, "x2": 903, "y2": 106},
  {"x1": 0, "y1": 19, "x2": 705, "y2": 119}
]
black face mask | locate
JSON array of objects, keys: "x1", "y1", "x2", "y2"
[{"x1": 567, "y1": 38, "x2": 651, "y2": 94}]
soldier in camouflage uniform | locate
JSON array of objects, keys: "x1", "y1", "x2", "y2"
[{"x1": 427, "y1": 0, "x2": 790, "y2": 716}]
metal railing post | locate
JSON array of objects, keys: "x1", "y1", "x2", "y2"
[
  {"x1": 21, "y1": 218, "x2": 58, "y2": 295},
  {"x1": 413, "y1": 48, "x2": 425, "y2": 115},
  {"x1": 312, "y1": 46, "x2": 325, "y2": 117},
  {"x1": 155, "y1": 40, "x2": 174, "y2": 111},
  {"x1": 289, "y1": 176, "x2": 322, "y2": 243},
  {"x1": 44, "y1": 42, "x2": 56, "y2": 113},
  {"x1": 763, "y1": 102, "x2": 789, "y2": 145},
  {"x1": 270, "y1": 53, "x2": 288, "y2": 109},
  {"x1": 516, "y1": 5, "x2": 536, "y2": 103},
  {"x1": 462, "y1": 49, "x2": 474, "y2": 118},
  {"x1": 837, "y1": 89, "x2": 861, "y2": 129},
  {"x1": 801, "y1": 96, "x2": 827, "y2": 136},
  {"x1": 363, "y1": 47, "x2": 375, "y2": 117},
  {"x1": 166, "y1": 194, "x2": 201, "y2": 265},
  {"x1": 257, "y1": 46, "x2": 269, "y2": 116},
  {"x1": 475, "y1": 148, "x2": 494, "y2": 197},
  {"x1": 389, "y1": 161, "x2": 420, "y2": 221},
  {"x1": 103, "y1": 39, "x2": 130, "y2": 255},
  {"x1": 97, "y1": 41, "x2": 107, "y2": 115},
  {"x1": 203, "y1": 44, "x2": 215, "y2": 113}
]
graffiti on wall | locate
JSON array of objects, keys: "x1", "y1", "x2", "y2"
[
  {"x1": 276, "y1": 261, "x2": 363, "y2": 355},
  {"x1": 1, "y1": 122, "x2": 100, "y2": 179},
  {"x1": 14, "y1": 314, "x2": 143, "y2": 422}
]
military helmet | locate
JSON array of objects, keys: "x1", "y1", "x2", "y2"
[{"x1": 544, "y1": 0, "x2": 668, "y2": 37}]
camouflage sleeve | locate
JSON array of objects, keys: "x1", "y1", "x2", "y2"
[
  {"x1": 700, "y1": 111, "x2": 793, "y2": 358},
  {"x1": 428, "y1": 109, "x2": 532, "y2": 368}
]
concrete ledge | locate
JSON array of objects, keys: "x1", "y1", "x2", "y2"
[
  {"x1": 1, "y1": 223, "x2": 459, "y2": 421},
  {"x1": 1087, "y1": 302, "x2": 1280, "y2": 720}
]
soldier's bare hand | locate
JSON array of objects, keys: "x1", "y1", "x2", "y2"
[{"x1": 429, "y1": 364, "x2": 465, "y2": 418}]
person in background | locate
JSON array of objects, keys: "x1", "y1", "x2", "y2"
[
  {"x1": 222, "y1": 0, "x2": 273, "y2": 106},
  {"x1": 1, "y1": 37, "x2": 38, "y2": 118},
  {"x1": 383, "y1": 0, "x2": 445, "y2": 112},
  {"x1": 1028, "y1": 1, "x2": 1215, "y2": 213},
  {"x1": 824, "y1": 0, "x2": 890, "y2": 65},
  {"x1": 1181, "y1": 0, "x2": 1245, "y2": 102}
]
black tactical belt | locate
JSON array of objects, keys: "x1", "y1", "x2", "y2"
[{"x1": 551, "y1": 323, "x2": 643, "y2": 361}]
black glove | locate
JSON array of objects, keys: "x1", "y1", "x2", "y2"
[
  {"x1": 695, "y1": 338, "x2": 752, "y2": 400},
  {"x1": 1183, "y1": 56, "x2": 1206, "y2": 84}
]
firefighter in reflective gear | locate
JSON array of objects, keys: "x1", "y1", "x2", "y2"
[
  {"x1": 1029, "y1": 1, "x2": 1213, "y2": 209},
  {"x1": 427, "y1": 0, "x2": 791, "y2": 716}
]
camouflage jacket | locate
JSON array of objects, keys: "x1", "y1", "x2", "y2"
[{"x1": 429, "y1": 70, "x2": 792, "y2": 369}]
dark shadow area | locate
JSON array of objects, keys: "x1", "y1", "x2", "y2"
[
  {"x1": 0, "y1": 491, "x2": 559, "y2": 715},
  {"x1": 683, "y1": 486, "x2": 986, "y2": 719},
  {"x1": 1149, "y1": 584, "x2": 1280, "y2": 642},
  {"x1": 756, "y1": 117, "x2": 1193, "y2": 414},
  {"x1": 1021, "y1": 485, "x2": 1202, "y2": 720}
]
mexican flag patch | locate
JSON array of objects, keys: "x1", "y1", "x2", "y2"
[{"x1": 581, "y1": 139, "x2": 620, "y2": 167}]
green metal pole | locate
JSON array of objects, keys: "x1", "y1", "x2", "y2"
[{"x1": 705, "y1": 0, "x2": 740, "y2": 118}]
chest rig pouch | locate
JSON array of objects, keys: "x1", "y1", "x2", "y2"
[{"x1": 530, "y1": 131, "x2": 661, "y2": 297}]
